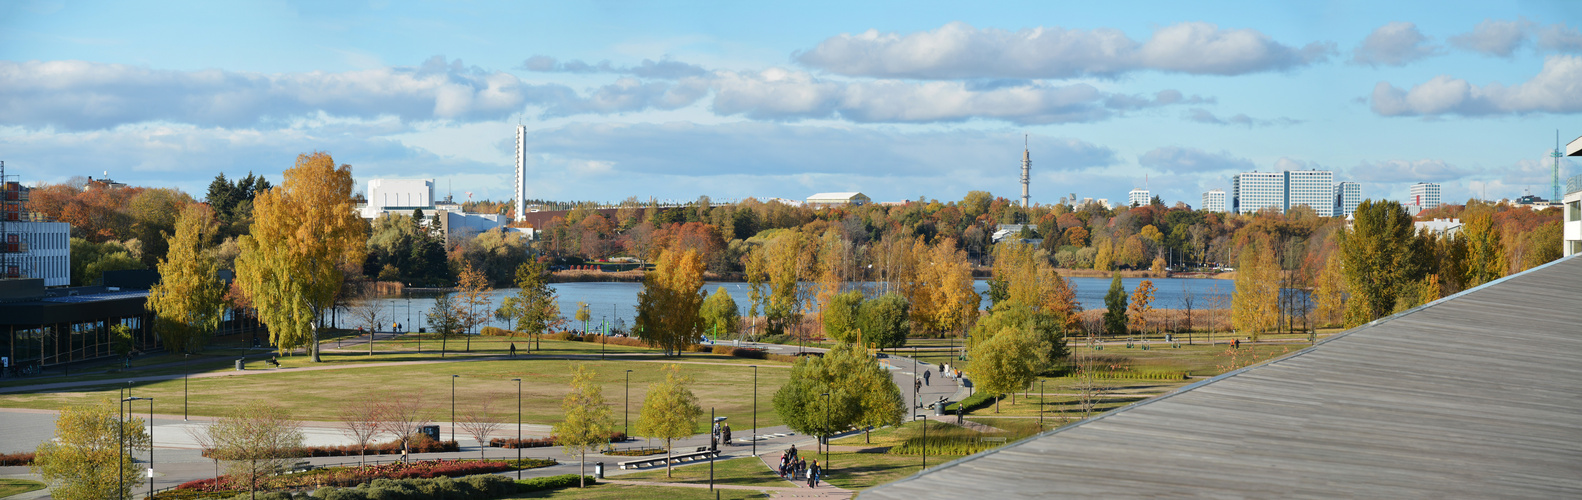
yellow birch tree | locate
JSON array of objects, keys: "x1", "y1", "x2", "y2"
[
  {"x1": 147, "y1": 203, "x2": 226, "y2": 353},
  {"x1": 635, "y1": 364, "x2": 703, "y2": 478},
  {"x1": 554, "y1": 364, "x2": 615, "y2": 487}
]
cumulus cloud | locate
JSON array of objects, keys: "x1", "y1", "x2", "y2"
[
  {"x1": 1352, "y1": 22, "x2": 1442, "y2": 66},
  {"x1": 524, "y1": 121, "x2": 1116, "y2": 177},
  {"x1": 793, "y1": 21, "x2": 1334, "y2": 79},
  {"x1": 1347, "y1": 159, "x2": 1477, "y2": 183},
  {"x1": 1449, "y1": 18, "x2": 1535, "y2": 57},
  {"x1": 1537, "y1": 24, "x2": 1582, "y2": 52},
  {"x1": 710, "y1": 68, "x2": 1206, "y2": 124},
  {"x1": 528, "y1": 77, "x2": 710, "y2": 117},
  {"x1": 1370, "y1": 55, "x2": 1582, "y2": 116},
  {"x1": 0, "y1": 56, "x2": 536, "y2": 131},
  {"x1": 1138, "y1": 146, "x2": 1255, "y2": 173},
  {"x1": 519, "y1": 56, "x2": 709, "y2": 79},
  {"x1": 1183, "y1": 108, "x2": 1299, "y2": 127}
]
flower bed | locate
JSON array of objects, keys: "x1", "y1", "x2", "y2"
[
  {"x1": 201, "y1": 435, "x2": 458, "y2": 459},
  {"x1": 174, "y1": 459, "x2": 550, "y2": 493},
  {"x1": 0, "y1": 451, "x2": 34, "y2": 466}
]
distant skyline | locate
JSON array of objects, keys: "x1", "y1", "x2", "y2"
[{"x1": 2, "y1": 0, "x2": 1579, "y2": 207}]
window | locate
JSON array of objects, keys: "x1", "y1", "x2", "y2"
[{"x1": 1570, "y1": 201, "x2": 1580, "y2": 222}]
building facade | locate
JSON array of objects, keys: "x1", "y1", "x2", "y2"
[
  {"x1": 805, "y1": 192, "x2": 872, "y2": 208},
  {"x1": 1564, "y1": 174, "x2": 1581, "y2": 257},
  {"x1": 1334, "y1": 182, "x2": 1362, "y2": 217},
  {"x1": 1232, "y1": 171, "x2": 1285, "y2": 214},
  {"x1": 1409, "y1": 182, "x2": 1442, "y2": 209},
  {"x1": 1202, "y1": 189, "x2": 1227, "y2": 212},
  {"x1": 1128, "y1": 189, "x2": 1151, "y2": 207},
  {"x1": 1286, "y1": 170, "x2": 1335, "y2": 217},
  {"x1": 361, "y1": 179, "x2": 435, "y2": 218}
]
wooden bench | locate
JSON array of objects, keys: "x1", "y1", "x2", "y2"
[
  {"x1": 286, "y1": 460, "x2": 314, "y2": 473},
  {"x1": 617, "y1": 449, "x2": 720, "y2": 470}
]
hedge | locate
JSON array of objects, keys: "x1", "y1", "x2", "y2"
[
  {"x1": 491, "y1": 432, "x2": 626, "y2": 449},
  {"x1": 307, "y1": 475, "x2": 519, "y2": 500},
  {"x1": 943, "y1": 391, "x2": 996, "y2": 413},
  {"x1": 516, "y1": 474, "x2": 596, "y2": 491},
  {"x1": 203, "y1": 435, "x2": 458, "y2": 459},
  {"x1": 0, "y1": 451, "x2": 34, "y2": 466}
]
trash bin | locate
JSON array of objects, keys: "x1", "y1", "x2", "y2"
[
  {"x1": 235, "y1": 359, "x2": 245, "y2": 371},
  {"x1": 419, "y1": 425, "x2": 440, "y2": 441},
  {"x1": 594, "y1": 462, "x2": 605, "y2": 479},
  {"x1": 935, "y1": 402, "x2": 946, "y2": 416},
  {"x1": 419, "y1": 327, "x2": 426, "y2": 333}
]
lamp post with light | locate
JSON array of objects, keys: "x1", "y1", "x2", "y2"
[
  {"x1": 513, "y1": 378, "x2": 522, "y2": 479},
  {"x1": 450, "y1": 375, "x2": 458, "y2": 442}
]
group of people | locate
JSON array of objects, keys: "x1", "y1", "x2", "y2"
[
  {"x1": 710, "y1": 421, "x2": 733, "y2": 450},
  {"x1": 777, "y1": 444, "x2": 822, "y2": 487}
]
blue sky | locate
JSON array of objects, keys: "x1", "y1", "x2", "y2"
[{"x1": 2, "y1": 0, "x2": 1579, "y2": 207}]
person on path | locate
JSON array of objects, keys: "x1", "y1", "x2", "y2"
[
  {"x1": 808, "y1": 459, "x2": 821, "y2": 488},
  {"x1": 509, "y1": 343, "x2": 516, "y2": 358},
  {"x1": 923, "y1": 369, "x2": 931, "y2": 386},
  {"x1": 788, "y1": 444, "x2": 798, "y2": 461},
  {"x1": 723, "y1": 424, "x2": 732, "y2": 445}
]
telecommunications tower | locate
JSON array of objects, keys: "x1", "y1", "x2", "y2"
[
  {"x1": 1021, "y1": 135, "x2": 1031, "y2": 208},
  {"x1": 1553, "y1": 130, "x2": 1563, "y2": 203}
]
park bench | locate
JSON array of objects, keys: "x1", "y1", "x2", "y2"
[
  {"x1": 265, "y1": 358, "x2": 281, "y2": 368},
  {"x1": 617, "y1": 449, "x2": 720, "y2": 470},
  {"x1": 286, "y1": 460, "x2": 314, "y2": 473}
]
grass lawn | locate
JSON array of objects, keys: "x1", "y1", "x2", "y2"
[
  {"x1": 0, "y1": 358, "x2": 791, "y2": 427},
  {"x1": 617, "y1": 456, "x2": 789, "y2": 486},
  {"x1": 818, "y1": 451, "x2": 963, "y2": 490},
  {"x1": 0, "y1": 478, "x2": 46, "y2": 498},
  {"x1": 505, "y1": 483, "x2": 770, "y2": 499},
  {"x1": 831, "y1": 419, "x2": 964, "y2": 448}
]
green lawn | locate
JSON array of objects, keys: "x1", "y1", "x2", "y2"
[
  {"x1": 818, "y1": 451, "x2": 963, "y2": 490},
  {"x1": 505, "y1": 483, "x2": 770, "y2": 499},
  {"x1": 0, "y1": 478, "x2": 46, "y2": 498},
  {"x1": 0, "y1": 358, "x2": 791, "y2": 426},
  {"x1": 617, "y1": 456, "x2": 789, "y2": 486}
]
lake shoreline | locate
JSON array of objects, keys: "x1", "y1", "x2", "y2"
[{"x1": 547, "y1": 268, "x2": 1234, "y2": 283}]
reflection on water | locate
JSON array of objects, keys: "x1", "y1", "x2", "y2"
[{"x1": 354, "y1": 277, "x2": 1240, "y2": 333}]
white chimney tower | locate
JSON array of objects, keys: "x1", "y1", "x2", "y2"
[
  {"x1": 1021, "y1": 135, "x2": 1031, "y2": 208},
  {"x1": 515, "y1": 125, "x2": 527, "y2": 223}
]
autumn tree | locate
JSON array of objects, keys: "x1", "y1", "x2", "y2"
[
  {"x1": 554, "y1": 364, "x2": 615, "y2": 487},
  {"x1": 375, "y1": 392, "x2": 433, "y2": 459},
  {"x1": 427, "y1": 293, "x2": 464, "y2": 356},
  {"x1": 147, "y1": 203, "x2": 226, "y2": 353},
  {"x1": 909, "y1": 237, "x2": 978, "y2": 337},
  {"x1": 575, "y1": 301, "x2": 592, "y2": 333},
  {"x1": 350, "y1": 284, "x2": 388, "y2": 355},
  {"x1": 699, "y1": 286, "x2": 740, "y2": 340},
  {"x1": 336, "y1": 397, "x2": 382, "y2": 465},
  {"x1": 968, "y1": 325, "x2": 1041, "y2": 412},
  {"x1": 1127, "y1": 279, "x2": 1157, "y2": 336},
  {"x1": 1339, "y1": 200, "x2": 1424, "y2": 327},
  {"x1": 456, "y1": 401, "x2": 503, "y2": 460},
  {"x1": 857, "y1": 292, "x2": 911, "y2": 350},
  {"x1": 209, "y1": 401, "x2": 304, "y2": 498},
  {"x1": 1102, "y1": 274, "x2": 1127, "y2": 338},
  {"x1": 763, "y1": 231, "x2": 807, "y2": 337},
  {"x1": 1232, "y1": 239, "x2": 1280, "y2": 339},
  {"x1": 32, "y1": 398, "x2": 150, "y2": 500},
  {"x1": 1312, "y1": 255, "x2": 1346, "y2": 328},
  {"x1": 636, "y1": 364, "x2": 704, "y2": 478},
  {"x1": 1462, "y1": 211, "x2": 1506, "y2": 288},
  {"x1": 635, "y1": 248, "x2": 706, "y2": 355},
  {"x1": 234, "y1": 152, "x2": 366, "y2": 362},
  {"x1": 455, "y1": 260, "x2": 494, "y2": 351}
]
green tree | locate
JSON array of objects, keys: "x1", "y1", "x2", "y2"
[
  {"x1": 575, "y1": 301, "x2": 592, "y2": 333},
  {"x1": 71, "y1": 238, "x2": 144, "y2": 286},
  {"x1": 457, "y1": 228, "x2": 530, "y2": 286},
  {"x1": 499, "y1": 260, "x2": 561, "y2": 351},
  {"x1": 554, "y1": 364, "x2": 615, "y2": 487},
  {"x1": 1338, "y1": 200, "x2": 1424, "y2": 326},
  {"x1": 772, "y1": 344, "x2": 896, "y2": 445},
  {"x1": 635, "y1": 364, "x2": 704, "y2": 478},
  {"x1": 427, "y1": 293, "x2": 464, "y2": 354},
  {"x1": 968, "y1": 325, "x2": 1040, "y2": 412},
  {"x1": 32, "y1": 399, "x2": 150, "y2": 500},
  {"x1": 1102, "y1": 274, "x2": 1128, "y2": 338},
  {"x1": 966, "y1": 302, "x2": 1067, "y2": 376},
  {"x1": 699, "y1": 287, "x2": 741, "y2": 340},
  {"x1": 146, "y1": 204, "x2": 226, "y2": 354},
  {"x1": 856, "y1": 292, "x2": 911, "y2": 350},
  {"x1": 635, "y1": 249, "x2": 706, "y2": 355},
  {"x1": 234, "y1": 152, "x2": 367, "y2": 361},
  {"x1": 822, "y1": 289, "x2": 865, "y2": 344},
  {"x1": 209, "y1": 400, "x2": 304, "y2": 499},
  {"x1": 127, "y1": 187, "x2": 194, "y2": 267}
]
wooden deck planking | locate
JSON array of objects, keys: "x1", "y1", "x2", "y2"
[{"x1": 862, "y1": 256, "x2": 1582, "y2": 499}]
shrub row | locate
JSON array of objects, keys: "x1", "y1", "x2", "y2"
[
  {"x1": 516, "y1": 474, "x2": 596, "y2": 491},
  {"x1": 202, "y1": 435, "x2": 458, "y2": 459},
  {"x1": 309, "y1": 475, "x2": 519, "y2": 500},
  {"x1": 177, "y1": 460, "x2": 524, "y2": 493},
  {"x1": 489, "y1": 432, "x2": 626, "y2": 449},
  {"x1": 888, "y1": 436, "x2": 1002, "y2": 456},
  {"x1": 943, "y1": 391, "x2": 996, "y2": 413},
  {"x1": 479, "y1": 326, "x2": 515, "y2": 337},
  {"x1": 1097, "y1": 370, "x2": 1188, "y2": 381},
  {"x1": 0, "y1": 451, "x2": 34, "y2": 466},
  {"x1": 603, "y1": 447, "x2": 666, "y2": 456}
]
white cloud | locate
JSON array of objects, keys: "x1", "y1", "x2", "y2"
[
  {"x1": 1352, "y1": 22, "x2": 1442, "y2": 67},
  {"x1": 1449, "y1": 18, "x2": 1535, "y2": 57},
  {"x1": 1182, "y1": 108, "x2": 1299, "y2": 127},
  {"x1": 794, "y1": 21, "x2": 1333, "y2": 79},
  {"x1": 1537, "y1": 24, "x2": 1582, "y2": 52},
  {"x1": 710, "y1": 68, "x2": 1206, "y2": 124},
  {"x1": 519, "y1": 56, "x2": 710, "y2": 79},
  {"x1": 1370, "y1": 55, "x2": 1582, "y2": 116},
  {"x1": 1137, "y1": 146, "x2": 1255, "y2": 173},
  {"x1": 1347, "y1": 159, "x2": 1476, "y2": 183}
]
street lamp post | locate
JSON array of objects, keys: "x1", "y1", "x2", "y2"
[
  {"x1": 122, "y1": 396, "x2": 152, "y2": 500},
  {"x1": 912, "y1": 346, "x2": 919, "y2": 409},
  {"x1": 1038, "y1": 378, "x2": 1045, "y2": 430},
  {"x1": 513, "y1": 378, "x2": 522, "y2": 479},
  {"x1": 750, "y1": 365, "x2": 758, "y2": 457},
  {"x1": 451, "y1": 375, "x2": 458, "y2": 443},
  {"x1": 601, "y1": 316, "x2": 607, "y2": 361},
  {"x1": 183, "y1": 353, "x2": 189, "y2": 421},
  {"x1": 624, "y1": 370, "x2": 633, "y2": 438},
  {"x1": 821, "y1": 392, "x2": 830, "y2": 469},
  {"x1": 709, "y1": 407, "x2": 715, "y2": 491},
  {"x1": 915, "y1": 414, "x2": 928, "y2": 470}
]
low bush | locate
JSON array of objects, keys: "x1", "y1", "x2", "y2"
[
  {"x1": 711, "y1": 345, "x2": 734, "y2": 355},
  {"x1": 943, "y1": 391, "x2": 995, "y2": 413},
  {"x1": 307, "y1": 474, "x2": 518, "y2": 500},
  {"x1": 176, "y1": 460, "x2": 530, "y2": 493},
  {"x1": 204, "y1": 435, "x2": 458, "y2": 459},
  {"x1": 1099, "y1": 370, "x2": 1188, "y2": 381},
  {"x1": 888, "y1": 436, "x2": 1001, "y2": 456},
  {"x1": 490, "y1": 432, "x2": 626, "y2": 449},
  {"x1": 479, "y1": 326, "x2": 515, "y2": 337},
  {"x1": 579, "y1": 334, "x2": 649, "y2": 348},
  {"x1": 766, "y1": 353, "x2": 799, "y2": 363},
  {"x1": 516, "y1": 474, "x2": 596, "y2": 492},
  {"x1": 728, "y1": 347, "x2": 768, "y2": 359},
  {"x1": 151, "y1": 489, "x2": 239, "y2": 500},
  {"x1": 685, "y1": 344, "x2": 712, "y2": 353},
  {"x1": 0, "y1": 451, "x2": 34, "y2": 466},
  {"x1": 603, "y1": 447, "x2": 666, "y2": 456}
]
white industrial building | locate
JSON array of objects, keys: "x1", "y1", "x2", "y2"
[
  {"x1": 1564, "y1": 135, "x2": 1581, "y2": 257},
  {"x1": 1409, "y1": 182, "x2": 1442, "y2": 209},
  {"x1": 805, "y1": 192, "x2": 871, "y2": 208},
  {"x1": 1286, "y1": 170, "x2": 1335, "y2": 216},
  {"x1": 3, "y1": 177, "x2": 70, "y2": 287},
  {"x1": 1334, "y1": 182, "x2": 1362, "y2": 217},
  {"x1": 360, "y1": 179, "x2": 435, "y2": 219},
  {"x1": 1201, "y1": 189, "x2": 1227, "y2": 212},
  {"x1": 1128, "y1": 188, "x2": 1151, "y2": 207},
  {"x1": 1232, "y1": 171, "x2": 1285, "y2": 214}
]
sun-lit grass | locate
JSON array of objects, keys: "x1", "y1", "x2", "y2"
[
  {"x1": 504, "y1": 483, "x2": 770, "y2": 499},
  {"x1": 817, "y1": 451, "x2": 964, "y2": 490},
  {"x1": 0, "y1": 358, "x2": 791, "y2": 426},
  {"x1": 0, "y1": 478, "x2": 47, "y2": 497},
  {"x1": 616, "y1": 456, "x2": 789, "y2": 486}
]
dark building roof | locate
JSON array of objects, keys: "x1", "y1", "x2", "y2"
[{"x1": 864, "y1": 255, "x2": 1582, "y2": 499}]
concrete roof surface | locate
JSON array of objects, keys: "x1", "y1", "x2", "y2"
[{"x1": 863, "y1": 255, "x2": 1582, "y2": 499}]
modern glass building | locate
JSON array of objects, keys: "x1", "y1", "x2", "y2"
[
  {"x1": 1286, "y1": 170, "x2": 1335, "y2": 217},
  {"x1": 1334, "y1": 181, "x2": 1362, "y2": 217},
  {"x1": 1128, "y1": 188, "x2": 1151, "y2": 207},
  {"x1": 1202, "y1": 189, "x2": 1227, "y2": 212},
  {"x1": 1410, "y1": 182, "x2": 1442, "y2": 208},
  {"x1": 1232, "y1": 171, "x2": 1285, "y2": 214}
]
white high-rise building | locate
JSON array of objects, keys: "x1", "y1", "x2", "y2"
[
  {"x1": 1334, "y1": 182, "x2": 1361, "y2": 217},
  {"x1": 1202, "y1": 189, "x2": 1227, "y2": 212},
  {"x1": 1410, "y1": 182, "x2": 1441, "y2": 209},
  {"x1": 1128, "y1": 188, "x2": 1151, "y2": 207},
  {"x1": 361, "y1": 179, "x2": 435, "y2": 218},
  {"x1": 1233, "y1": 172, "x2": 1285, "y2": 214},
  {"x1": 1286, "y1": 170, "x2": 1335, "y2": 217},
  {"x1": 515, "y1": 125, "x2": 527, "y2": 223}
]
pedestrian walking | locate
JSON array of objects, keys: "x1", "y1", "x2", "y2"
[
  {"x1": 923, "y1": 368, "x2": 931, "y2": 386},
  {"x1": 509, "y1": 343, "x2": 516, "y2": 357},
  {"x1": 723, "y1": 424, "x2": 732, "y2": 445},
  {"x1": 808, "y1": 459, "x2": 821, "y2": 488}
]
